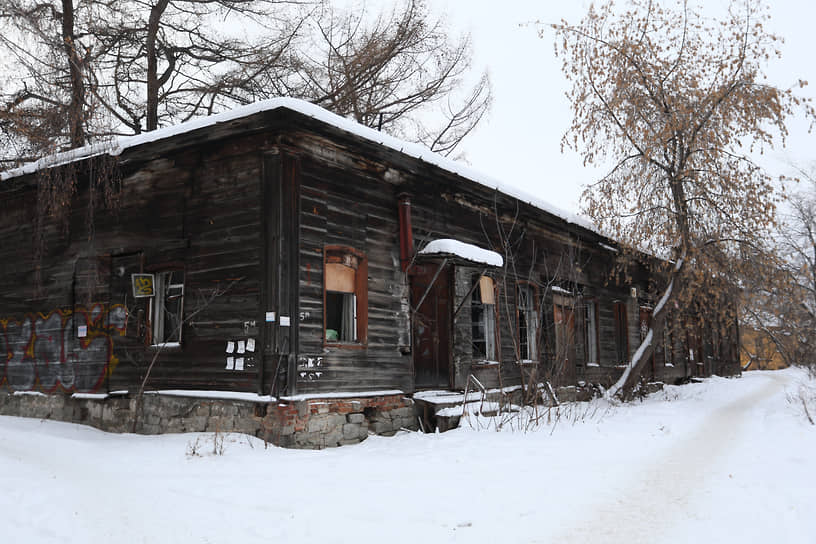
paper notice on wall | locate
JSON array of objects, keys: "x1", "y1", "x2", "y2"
[
  {"x1": 225, "y1": 357, "x2": 234, "y2": 370},
  {"x1": 236, "y1": 357, "x2": 245, "y2": 371},
  {"x1": 226, "y1": 341, "x2": 235, "y2": 354},
  {"x1": 246, "y1": 338, "x2": 255, "y2": 352},
  {"x1": 280, "y1": 316, "x2": 291, "y2": 327},
  {"x1": 237, "y1": 340, "x2": 245, "y2": 354},
  {"x1": 265, "y1": 312, "x2": 276, "y2": 322},
  {"x1": 77, "y1": 325, "x2": 88, "y2": 338}
]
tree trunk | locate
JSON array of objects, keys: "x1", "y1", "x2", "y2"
[
  {"x1": 146, "y1": 0, "x2": 169, "y2": 132},
  {"x1": 61, "y1": 0, "x2": 84, "y2": 147},
  {"x1": 607, "y1": 256, "x2": 685, "y2": 399}
]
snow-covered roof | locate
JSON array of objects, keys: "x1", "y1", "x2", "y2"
[
  {"x1": 418, "y1": 238, "x2": 504, "y2": 267},
  {"x1": 0, "y1": 97, "x2": 596, "y2": 234}
]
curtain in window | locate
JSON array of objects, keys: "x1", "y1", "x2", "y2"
[{"x1": 341, "y1": 293, "x2": 357, "y2": 342}]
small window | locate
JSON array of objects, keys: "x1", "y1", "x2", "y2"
[
  {"x1": 150, "y1": 270, "x2": 184, "y2": 346},
  {"x1": 324, "y1": 247, "x2": 367, "y2": 345},
  {"x1": 584, "y1": 299, "x2": 599, "y2": 365},
  {"x1": 613, "y1": 301, "x2": 629, "y2": 363},
  {"x1": 517, "y1": 283, "x2": 539, "y2": 361},
  {"x1": 472, "y1": 275, "x2": 497, "y2": 360}
]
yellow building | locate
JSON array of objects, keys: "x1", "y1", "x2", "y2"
[{"x1": 740, "y1": 328, "x2": 788, "y2": 370}]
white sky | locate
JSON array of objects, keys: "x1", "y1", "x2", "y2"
[{"x1": 426, "y1": 0, "x2": 816, "y2": 213}]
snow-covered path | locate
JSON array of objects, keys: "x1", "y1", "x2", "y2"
[
  {"x1": 0, "y1": 369, "x2": 813, "y2": 543},
  {"x1": 556, "y1": 372, "x2": 790, "y2": 543}
]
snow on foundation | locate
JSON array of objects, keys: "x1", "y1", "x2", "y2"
[
  {"x1": 146, "y1": 390, "x2": 276, "y2": 403},
  {"x1": 418, "y1": 239, "x2": 503, "y2": 267}
]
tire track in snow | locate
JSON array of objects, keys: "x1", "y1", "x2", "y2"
[{"x1": 554, "y1": 373, "x2": 788, "y2": 544}]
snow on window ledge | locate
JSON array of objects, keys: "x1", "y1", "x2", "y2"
[
  {"x1": 551, "y1": 285, "x2": 573, "y2": 295},
  {"x1": 279, "y1": 389, "x2": 405, "y2": 402},
  {"x1": 471, "y1": 360, "x2": 500, "y2": 366},
  {"x1": 150, "y1": 342, "x2": 181, "y2": 350}
]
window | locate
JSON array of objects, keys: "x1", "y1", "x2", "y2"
[
  {"x1": 472, "y1": 275, "x2": 497, "y2": 360},
  {"x1": 150, "y1": 270, "x2": 184, "y2": 346},
  {"x1": 613, "y1": 301, "x2": 629, "y2": 363},
  {"x1": 583, "y1": 299, "x2": 599, "y2": 365},
  {"x1": 664, "y1": 312, "x2": 675, "y2": 367},
  {"x1": 324, "y1": 247, "x2": 367, "y2": 345},
  {"x1": 517, "y1": 283, "x2": 539, "y2": 360},
  {"x1": 553, "y1": 295, "x2": 576, "y2": 363}
]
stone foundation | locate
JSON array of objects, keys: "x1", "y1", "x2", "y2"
[{"x1": 0, "y1": 391, "x2": 418, "y2": 450}]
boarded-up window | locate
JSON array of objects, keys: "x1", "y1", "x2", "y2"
[
  {"x1": 554, "y1": 295, "x2": 576, "y2": 366},
  {"x1": 324, "y1": 247, "x2": 367, "y2": 345},
  {"x1": 472, "y1": 276, "x2": 497, "y2": 360}
]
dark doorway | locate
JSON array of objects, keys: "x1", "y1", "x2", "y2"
[{"x1": 410, "y1": 263, "x2": 453, "y2": 389}]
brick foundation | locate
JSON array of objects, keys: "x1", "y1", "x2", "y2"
[
  {"x1": 0, "y1": 392, "x2": 418, "y2": 450},
  {"x1": 262, "y1": 395, "x2": 418, "y2": 449}
]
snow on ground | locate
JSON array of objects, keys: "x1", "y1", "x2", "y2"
[{"x1": 1, "y1": 368, "x2": 814, "y2": 543}]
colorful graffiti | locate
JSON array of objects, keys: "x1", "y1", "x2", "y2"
[{"x1": 0, "y1": 304, "x2": 127, "y2": 393}]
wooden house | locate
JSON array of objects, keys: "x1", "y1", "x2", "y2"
[{"x1": 0, "y1": 98, "x2": 740, "y2": 446}]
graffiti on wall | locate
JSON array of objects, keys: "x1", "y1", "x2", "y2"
[{"x1": 0, "y1": 304, "x2": 127, "y2": 393}]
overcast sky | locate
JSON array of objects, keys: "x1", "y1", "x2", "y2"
[{"x1": 424, "y1": 0, "x2": 816, "y2": 214}]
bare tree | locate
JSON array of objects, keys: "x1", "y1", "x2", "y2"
[
  {"x1": 0, "y1": 0, "x2": 104, "y2": 163},
  {"x1": 90, "y1": 0, "x2": 309, "y2": 134},
  {"x1": 551, "y1": 0, "x2": 813, "y2": 398},
  {"x1": 234, "y1": 0, "x2": 492, "y2": 157},
  {"x1": 742, "y1": 167, "x2": 816, "y2": 369},
  {"x1": 2, "y1": 0, "x2": 489, "y2": 158}
]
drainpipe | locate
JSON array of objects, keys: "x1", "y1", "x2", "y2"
[{"x1": 398, "y1": 193, "x2": 414, "y2": 272}]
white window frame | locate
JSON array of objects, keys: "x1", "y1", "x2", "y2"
[
  {"x1": 517, "y1": 283, "x2": 539, "y2": 361},
  {"x1": 472, "y1": 275, "x2": 498, "y2": 361},
  {"x1": 150, "y1": 271, "x2": 184, "y2": 347}
]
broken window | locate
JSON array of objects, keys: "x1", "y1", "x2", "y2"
[
  {"x1": 324, "y1": 247, "x2": 367, "y2": 344},
  {"x1": 150, "y1": 270, "x2": 184, "y2": 346},
  {"x1": 517, "y1": 283, "x2": 539, "y2": 361},
  {"x1": 583, "y1": 299, "x2": 599, "y2": 365},
  {"x1": 472, "y1": 275, "x2": 497, "y2": 360},
  {"x1": 613, "y1": 301, "x2": 629, "y2": 363}
]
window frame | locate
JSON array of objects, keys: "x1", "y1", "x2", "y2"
[
  {"x1": 323, "y1": 246, "x2": 368, "y2": 348},
  {"x1": 553, "y1": 293, "x2": 576, "y2": 365},
  {"x1": 583, "y1": 297, "x2": 600, "y2": 366},
  {"x1": 471, "y1": 274, "x2": 499, "y2": 361},
  {"x1": 148, "y1": 269, "x2": 185, "y2": 348},
  {"x1": 613, "y1": 300, "x2": 629, "y2": 364},
  {"x1": 516, "y1": 281, "x2": 540, "y2": 362},
  {"x1": 663, "y1": 310, "x2": 676, "y2": 367}
]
